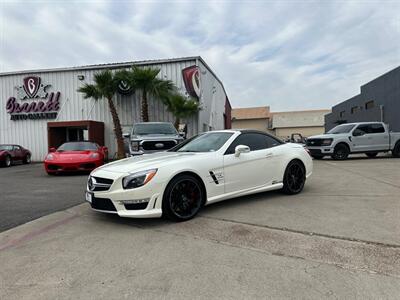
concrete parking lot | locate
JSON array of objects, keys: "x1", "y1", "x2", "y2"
[{"x1": 0, "y1": 156, "x2": 400, "y2": 299}]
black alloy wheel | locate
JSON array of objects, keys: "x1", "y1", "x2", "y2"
[
  {"x1": 332, "y1": 144, "x2": 349, "y2": 160},
  {"x1": 366, "y1": 152, "x2": 378, "y2": 158},
  {"x1": 4, "y1": 155, "x2": 11, "y2": 167},
  {"x1": 393, "y1": 143, "x2": 400, "y2": 158},
  {"x1": 24, "y1": 154, "x2": 31, "y2": 164},
  {"x1": 162, "y1": 175, "x2": 204, "y2": 221},
  {"x1": 282, "y1": 160, "x2": 306, "y2": 195}
]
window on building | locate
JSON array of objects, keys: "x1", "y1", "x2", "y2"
[
  {"x1": 339, "y1": 111, "x2": 345, "y2": 118},
  {"x1": 365, "y1": 101, "x2": 375, "y2": 110},
  {"x1": 351, "y1": 106, "x2": 359, "y2": 114}
]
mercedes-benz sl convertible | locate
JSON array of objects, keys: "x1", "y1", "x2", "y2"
[{"x1": 86, "y1": 130, "x2": 313, "y2": 221}]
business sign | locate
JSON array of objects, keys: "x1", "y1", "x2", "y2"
[
  {"x1": 117, "y1": 80, "x2": 134, "y2": 95},
  {"x1": 5, "y1": 76, "x2": 61, "y2": 121},
  {"x1": 182, "y1": 65, "x2": 201, "y2": 99}
]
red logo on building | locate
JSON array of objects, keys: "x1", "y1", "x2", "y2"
[{"x1": 182, "y1": 66, "x2": 201, "y2": 99}]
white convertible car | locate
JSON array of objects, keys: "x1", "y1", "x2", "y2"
[{"x1": 85, "y1": 130, "x2": 313, "y2": 221}]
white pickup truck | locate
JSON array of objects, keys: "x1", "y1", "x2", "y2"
[{"x1": 306, "y1": 122, "x2": 400, "y2": 160}]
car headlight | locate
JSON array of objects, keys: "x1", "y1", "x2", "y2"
[
  {"x1": 122, "y1": 169, "x2": 157, "y2": 189},
  {"x1": 321, "y1": 139, "x2": 333, "y2": 146},
  {"x1": 46, "y1": 154, "x2": 54, "y2": 161},
  {"x1": 131, "y1": 141, "x2": 140, "y2": 152},
  {"x1": 89, "y1": 153, "x2": 99, "y2": 159}
]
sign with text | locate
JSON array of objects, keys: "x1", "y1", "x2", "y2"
[{"x1": 6, "y1": 76, "x2": 61, "y2": 121}]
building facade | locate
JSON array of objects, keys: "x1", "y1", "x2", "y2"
[
  {"x1": 325, "y1": 66, "x2": 400, "y2": 131},
  {"x1": 231, "y1": 106, "x2": 329, "y2": 139},
  {"x1": 0, "y1": 57, "x2": 231, "y2": 161}
]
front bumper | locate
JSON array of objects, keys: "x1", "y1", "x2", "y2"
[
  {"x1": 85, "y1": 170, "x2": 165, "y2": 218},
  {"x1": 306, "y1": 146, "x2": 334, "y2": 155},
  {"x1": 45, "y1": 160, "x2": 103, "y2": 173}
]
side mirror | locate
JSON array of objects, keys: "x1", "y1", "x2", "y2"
[
  {"x1": 353, "y1": 130, "x2": 364, "y2": 137},
  {"x1": 179, "y1": 132, "x2": 186, "y2": 138},
  {"x1": 49, "y1": 147, "x2": 56, "y2": 152},
  {"x1": 123, "y1": 133, "x2": 130, "y2": 138},
  {"x1": 235, "y1": 145, "x2": 250, "y2": 157}
]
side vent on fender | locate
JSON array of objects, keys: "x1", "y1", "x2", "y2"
[{"x1": 209, "y1": 171, "x2": 219, "y2": 185}]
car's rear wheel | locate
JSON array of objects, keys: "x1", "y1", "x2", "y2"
[
  {"x1": 3, "y1": 155, "x2": 11, "y2": 167},
  {"x1": 332, "y1": 144, "x2": 350, "y2": 160},
  {"x1": 393, "y1": 143, "x2": 400, "y2": 158},
  {"x1": 282, "y1": 160, "x2": 306, "y2": 195},
  {"x1": 23, "y1": 154, "x2": 31, "y2": 164},
  {"x1": 366, "y1": 152, "x2": 378, "y2": 158},
  {"x1": 162, "y1": 174, "x2": 204, "y2": 221}
]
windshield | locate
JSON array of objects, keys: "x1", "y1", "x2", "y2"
[
  {"x1": 133, "y1": 123, "x2": 177, "y2": 135},
  {"x1": 171, "y1": 132, "x2": 233, "y2": 153},
  {"x1": 327, "y1": 124, "x2": 355, "y2": 134},
  {"x1": 57, "y1": 142, "x2": 98, "y2": 151},
  {"x1": 0, "y1": 145, "x2": 13, "y2": 151}
]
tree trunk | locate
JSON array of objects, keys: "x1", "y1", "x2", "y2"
[
  {"x1": 174, "y1": 117, "x2": 180, "y2": 130},
  {"x1": 141, "y1": 90, "x2": 149, "y2": 122},
  {"x1": 107, "y1": 97, "x2": 126, "y2": 159}
]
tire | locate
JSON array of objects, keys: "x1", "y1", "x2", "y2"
[
  {"x1": 23, "y1": 154, "x2": 31, "y2": 164},
  {"x1": 393, "y1": 143, "x2": 400, "y2": 158},
  {"x1": 332, "y1": 144, "x2": 350, "y2": 160},
  {"x1": 366, "y1": 152, "x2": 378, "y2": 158},
  {"x1": 311, "y1": 155, "x2": 324, "y2": 160},
  {"x1": 3, "y1": 155, "x2": 11, "y2": 167},
  {"x1": 162, "y1": 174, "x2": 204, "y2": 222},
  {"x1": 282, "y1": 160, "x2": 306, "y2": 195}
]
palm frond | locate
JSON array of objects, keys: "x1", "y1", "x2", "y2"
[
  {"x1": 166, "y1": 93, "x2": 200, "y2": 119},
  {"x1": 93, "y1": 69, "x2": 116, "y2": 99},
  {"x1": 77, "y1": 84, "x2": 102, "y2": 100}
]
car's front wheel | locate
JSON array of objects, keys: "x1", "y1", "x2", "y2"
[
  {"x1": 3, "y1": 155, "x2": 11, "y2": 167},
  {"x1": 282, "y1": 160, "x2": 306, "y2": 195},
  {"x1": 162, "y1": 174, "x2": 204, "y2": 221},
  {"x1": 393, "y1": 143, "x2": 400, "y2": 158},
  {"x1": 332, "y1": 144, "x2": 350, "y2": 160}
]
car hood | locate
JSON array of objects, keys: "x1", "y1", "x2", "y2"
[
  {"x1": 130, "y1": 134, "x2": 183, "y2": 141},
  {"x1": 50, "y1": 151, "x2": 95, "y2": 161},
  {"x1": 308, "y1": 134, "x2": 342, "y2": 139},
  {"x1": 96, "y1": 151, "x2": 204, "y2": 174}
]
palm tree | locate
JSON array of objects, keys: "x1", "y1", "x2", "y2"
[
  {"x1": 165, "y1": 93, "x2": 201, "y2": 129},
  {"x1": 127, "y1": 66, "x2": 175, "y2": 122},
  {"x1": 78, "y1": 69, "x2": 126, "y2": 159}
]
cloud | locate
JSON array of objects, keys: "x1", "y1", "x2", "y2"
[{"x1": 0, "y1": 0, "x2": 399, "y2": 111}]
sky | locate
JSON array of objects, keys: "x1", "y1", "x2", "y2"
[{"x1": 0, "y1": 0, "x2": 399, "y2": 111}]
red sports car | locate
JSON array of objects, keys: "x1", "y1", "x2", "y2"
[
  {"x1": 0, "y1": 144, "x2": 32, "y2": 167},
  {"x1": 44, "y1": 141, "x2": 108, "y2": 175}
]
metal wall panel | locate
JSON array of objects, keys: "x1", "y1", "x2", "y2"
[{"x1": 0, "y1": 59, "x2": 227, "y2": 161}]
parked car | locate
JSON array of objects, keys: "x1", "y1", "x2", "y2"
[
  {"x1": 124, "y1": 122, "x2": 184, "y2": 156},
  {"x1": 85, "y1": 129, "x2": 313, "y2": 221},
  {"x1": 44, "y1": 141, "x2": 108, "y2": 175},
  {"x1": 284, "y1": 133, "x2": 306, "y2": 145},
  {"x1": 0, "y1": 144, "x2": 31, "y2": 167},
  {"x1": 306, "y1": 122, "x2": 400, "y2": 160}
]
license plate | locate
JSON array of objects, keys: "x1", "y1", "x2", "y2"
[{"x1": 85, "y1": 192, "x2": 93, "y2": 203}]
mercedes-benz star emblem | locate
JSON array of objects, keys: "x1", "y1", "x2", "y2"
[{"x1": 88, "y1": 176, "x2": 96, "y2": 191}]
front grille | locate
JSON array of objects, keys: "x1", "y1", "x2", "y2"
[
  {"x1": 124, "y1": 202, "x2": 149, "y2": 210},
  {"x1": 306, "y1": 139, "x2": 324, "y2": 146},
  {"x1": 80, "y1": 163, "x2": 96, "y2": 169},
  {"x1": 88, "y1": 176, "x2": 114, "y2": 192},
  {"x1": 47, "y1": 164, "x2": 61, "y2": 171},
  {"x1": 91, "y1": 197, "x2": 117, "y2": 211},
  {"x1": 309, "y1": 149, "x2": 322, "y2": 155},
  {"x1": 141, "y1": 140, "x2": 177, "y2": 151}
]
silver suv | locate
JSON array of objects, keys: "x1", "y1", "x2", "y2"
[{"x1": 125, "y1": 122, "x2": 184, "y2": 156}]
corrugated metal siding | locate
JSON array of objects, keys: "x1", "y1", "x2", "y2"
[{"x1": 0, "y1": 59, "x2": 227, "y2": 161}]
